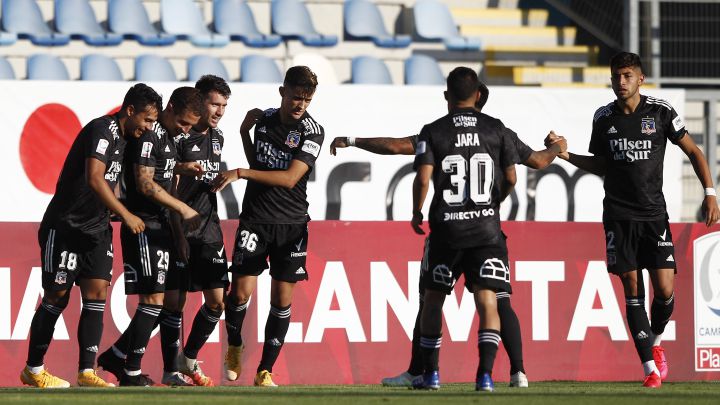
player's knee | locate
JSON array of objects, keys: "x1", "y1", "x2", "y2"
[
  {"x1": 655, "y1": 286, "x2": 674, "y2": 301},
  {"x1": 42, "y1": 292, "x2": 70, "y2": 309},
  {"x1": 206, "y1": 301, "x2": 224, "y2": 313}
]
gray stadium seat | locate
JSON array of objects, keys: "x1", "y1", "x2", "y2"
[
  {"x1": 2, "y1": 0, "x2": 69, "y2": 46},
  {"x1": 161, "y1": 0, "x2": 229, "y2": 47},
  {"x1": 413, "y1": 0, "x2": 481, "y2": 51},
  {"x1": 187, "y1": 55, "x2": 229, "y2": 82},
  {"x1": 0, "y1": 57, "x2": 15, "y2": 79},
  {"x1": 135, "y1": 55, "x2": 177, "y2": 82},
  {"x1": 240, "y1": 55, "x2": 283, "y2": 83},
  {"x1": 351, "y1": 56, "x2": 392, "y2": 84},
  {"x1": 271, "y1": 0, "x2": 337, "y2": 47},
  {"x1": 80, "y1": 54, "x2": 123, "y2": 81},
  {"x1": 404, "y1": 55, "x2": 445, "y2": 85},
  {"x1": 108, "y1": 0, "x2": 176, "y2": 46},
  {"x1": 27, "y1": 54, "x2": 70, "y2": 80},
  {"x1": 344, "y1": 0, "x2": 410, "y2": 48},
  {"x1": 55, "y1": 0, "x2": 123, "y2": 46},
  {"x1": 213, "y1": 0, "x2": 282, "y2": 47}
]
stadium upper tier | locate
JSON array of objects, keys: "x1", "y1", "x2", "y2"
[{"x1": 0, "y1": 0, "x2": 605, "y2": 86}]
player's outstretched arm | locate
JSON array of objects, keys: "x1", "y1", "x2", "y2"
[
  {"x1": 411, "y1": 165, "x2": 432, "y2": 235},
  {"x1": 211, "y1": 160, "x2": 310, "y2": 192},
  {"x1": 545, "y1": 131, "x2": 606, "y2": 176},
  {"x1": 524, "y1": 135, "x2": 567, "y2": 169},
  {"x1": 677, "y1": 134, "x2": 720, "y2": 226},
  {"x1": 330, "y1": 136, "x2": 415, "y2": 156},
  {"x1": 135, "y1": 164, "x2": 201, "y2": 231},
  {"x1": 240, "y1": 108, "x2": 264, "y2": 165},
  {"x1": 86, "y1": 157, "x2": 145, "y2": 234},
  {"x1": 174, "y1": 161, "x2": 204, "y2": 177}
]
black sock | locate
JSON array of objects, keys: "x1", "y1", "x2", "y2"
[
  {"x1": 407, "y1": 295, "x2": 424, "y2": 376},
  {"x1": 257, "y1": 304, "x2": 291, "y2": 373},
  {"x1": 419, "y1": 334, "x2": 442, "y2": 373},
  {"x1": 497, "y1": 293, "x2": 524, "y2": 374},
  {"x1": 225, "y1": 296, "x2": 249, "y2": 347},
  {"x1": 159, "y1": 309, "x2": 182, "y2": 373},
  {"x1": 626, "y1": 296, "x2": 653, "y2": 363},
  {"x1": 477, "y1": 329, "x2": 501, "y2": 377},
  {"x1": 78, "y1": 299, "x2": 105, "y2": 371},
  {"x1": 184, "y1": 304, "x2": 222, "y2": 359},
  {"x1": 26, "y1": 300, "x2": 66, "y2": 367},
  {"x1": 125, "y1": 303, "x2": 162, "y2": 372},
  {"x1": 650, "y1": 293, "x2": 674, "y2": 337}
]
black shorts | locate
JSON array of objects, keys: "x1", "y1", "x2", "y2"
[
  {"x1": 167, "y1": 242, "x2": 229, "y2": 292},
  {"x1": 603, "y1": 219, "x2": 677, "y2": 274},
  {"x1": 422, "y1": 233, "x2": 512, "y2": 295},
  {"x1": 39, "y1": 227, "x2": 114, "y2": 291},
  {"x1": 121, "y1": 225, "x2": 172, "y2": 295},
  {"x1": 230, "y1": 221, "x2": 309, "y2": 283}
]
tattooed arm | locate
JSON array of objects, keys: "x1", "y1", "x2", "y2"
[
  {"x1": 135, "y1": 164, "x2": 200, "y2": 229},
  {"x1": 330, "y1": 136, "x2": 416, "y2": 155}
]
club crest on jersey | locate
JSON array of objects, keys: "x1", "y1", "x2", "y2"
[
  {"x1": 641, "y1": 118, "x2": 656, "y2": 135},
  {"x1": 212, "y1": 139, "x2": 222, "y2": 155},
  {"x1": 55, "y1": 271, "x2": 67, "y2": 285},
  {"x1": 285, "y1": 131, "x2": 301, "y2": 148}
]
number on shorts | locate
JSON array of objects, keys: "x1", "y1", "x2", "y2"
[
  {"x1": 240, "y1": 230, "x2": 258, "y2": 252},
  {"x1": 59, "y1": 251, "x2": 78, "y2": 270},
  {"x1": 156, "y1": 250, "x2": 169, "y2": 270},
  {"x1": 606, "y1": 231, "x2": 616, "y2": 250}
]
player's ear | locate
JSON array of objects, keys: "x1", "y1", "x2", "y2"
[
  {"x1": 638, "y1": 73, "x2": 645, "y2": 86},
  {"x1": 125, "y1": 104, "x2": 135, "y2": 117},
  {"x1": 279, "y1": 86, "x2": 285, "y2": 98},
  {"x1": 443, "y1": 91, "x2": 448, "y2": 101}
]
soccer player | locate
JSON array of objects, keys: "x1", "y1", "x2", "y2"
[
  {"x1": 162, "y1": 75, "x2": 232, "y2": 387},
  {"x1": 20, "y1": 84, "x2": 161, "y2": 388},
  {"x1": 97, "y1": 87, "x2": 204, "y2": 386},
  {"x1": 329, "y1": 86, "x2": 566, "y2": 389},
  {"x1": 211, "y1": 66, "x2": 324, "y2": 387},
  {"x1": 549, "y1": 52, "x2": 719, "y2": 388},
  {"x1": 411, "y1": 67, "x2": 518, "y2": 392}
]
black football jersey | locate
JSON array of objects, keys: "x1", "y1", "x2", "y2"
[
  {"x1": 411, "y1": 129, "x2": 531, "y2": 163},
  {"x1": 414, "y1": 108, "x2": 519, "y2": 248},
  {"x1": 588, "y1": 95, "x2": 685, "y2": 220},
  {"x1": 124, "y1": 121, "x2": 179, "y2": 224},
  {"x1": 240, "y1": 109, "x2": 324, "y2": 224},
  {"x1": 41, "y1": 114, "x2": 125, "y2": 238},
  {"x1": 176, "y1": 127, "x2": 224, "y2": 244}
]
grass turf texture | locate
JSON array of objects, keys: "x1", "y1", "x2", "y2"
[{"x1": 1, "y1": 382, "x2": 718, "y2": 404}]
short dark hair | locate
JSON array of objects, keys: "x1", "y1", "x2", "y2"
[
  {"x1": 195, "y1": 74, "x2": 231, "y2": 99},
  {"x1": 168, "y1": 87, "x2": 204, "y2": 117},
  {"x1": 476, "y1": 81, "x2": 489, "y2": 111},
  {"x1": 121, "y1": 83, "x2": 162, "y2": 113},
  {"x1": 610, "y1": 52, "x2": 643, "y2": 73},
  {"x1": 284, "y1": 65, "x2": 318, "y2": 93},
  {"x1": 447, "y1": 67, "x2": 479, "y2": 102}
]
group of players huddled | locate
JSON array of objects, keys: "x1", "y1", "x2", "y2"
[{"x1": 21, "y1": 52, "x2": 719, "y2": 391}]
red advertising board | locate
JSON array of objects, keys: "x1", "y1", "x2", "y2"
[{"x1": 0, "y1": 221, "x2": 718, "y2": 386}]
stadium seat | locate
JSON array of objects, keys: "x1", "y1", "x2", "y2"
[
  {"x1": 240, "y1": 55, "x2": 282, "y2": 83},
  {"x1": 80, "y1": 54, "x2": 123, "y2": 81},
  {"x1": 351, "y1": 56, "x2": 392, "y2": 84},
  {"x1": 344, "y1": 0, "x2": 410, "y2": 48},
  {"x1": 0, "y1": 30, "x2": 16, "y2": 46},
  {"x1": 135, "y1": 55, "x2": 178, "y2": 82},
  {"x1": 161, "y1": 0, "x2": 229, "y2": 47},
  {"x1": 187, "y1": 55, "x2": 229, "y2": 82},
  {"x1": 26, "y1": 54, "x2": 70, "y2": 80},
  {"x1": 271, "y1": 0, "x2": 337, "y2": 47},
  {"x1": 413, "y1": 0, "x2": 481, "y2": 51},
  {"x1": 55, "y1": 0, "x2": 123, "y2": 46},
  {"x1": 108, "y1": 0, "x2": 176, "y2": 46},
  {"x1": 213, "y1": 0, "x2": 282, "y2": 47},
  {"x1": 0, "y1": 57, "x2": 15, "y2": 79},
  {"x1": 1, "y1": 0, "x2": 70, "y2": 46},
  {"x1": 291, "y1": 53, "x2": 338, "y2": 85},
  {"x1": 404, "y1": 55, "x2": 444, "y2": 85}
]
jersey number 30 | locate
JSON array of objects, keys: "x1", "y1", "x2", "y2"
[{"x1": 442, "y1": 153, "x2": 493, "y2": 206}]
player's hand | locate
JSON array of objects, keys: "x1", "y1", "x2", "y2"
[
  {"x1": 181, "y1": 207, "x2": 201, "y2": 233},
  {"x1": 122, "y1": 213, "x2": 145, "y2": 234},
  {"x1": 702, "y1": 195, "x2": 720, "y2": 227},
  {"x1": 175, "y1": 161, "x2": 205, "y2": 177},
  {"x1": 545, "y1": 131, "x2": 561, "y2": 148},
  {"x1": 211, "y1": 169, "x2": 241, "y2": 192},
  {"x1": 330, "y1": 137, "x2": 349, "y2": 155},
  {"x1": 240, "y1": 108, "x2": 264, "y2": 135},
  {"x1": 411, "y1": 211, "x2": 425, "y2": 235},
  {"x1": 549, "y1": 136, "x2": 567, "y2": 154},
  {"x1": 175, "y1": 235, "x2": 190, "y2": 264}
]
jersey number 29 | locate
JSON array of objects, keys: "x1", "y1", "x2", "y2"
[{"x1": 442, "y1": 153, "x2": 493, "y2": 206}]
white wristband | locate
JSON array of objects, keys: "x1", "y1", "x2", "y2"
[
  {"x1": 705, "y1": 187, "x2": 717, "y2": 196},
  {"x1": 347, "y1": 137, "x2": 356, "y2": 147}
]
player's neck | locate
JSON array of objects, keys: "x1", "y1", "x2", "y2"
[
  {"x1": 116, "y1": 114, "x2": 128, "y2": 139},
  {"x1": 615, "y1": 93, "x2": 642, "y2": 114},
  {"x1": 193, "y1": 124, "x2": 210, "y2": 135}
]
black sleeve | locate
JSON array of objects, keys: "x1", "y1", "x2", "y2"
[
  {"x1": 588, "y1": 119, "x2": 605, "y2": 156},
  {"x1": 413, "y1": 126, "x2": 434, "y2": 170},
  {"x1": 666, "y1": 106, "x2": 686, "y2": 145},
  {"x1": 84, "y1": 119, "x2": 115, "y2": 165},
  {"x1": 409, "y1": 134, "x2": 419, "y2": 151},
  {"x1": 131, "y1": 130, "x2": 158, "y2": 168},
  {"x1": 504, "y1": 127, "x2": 531, "y2": 164},
  {"x1": 294, "y1": 125, "x2": 324, "y2": 168},
  {"x1": 500, "y1": 126, "x2": 520, "y2": 169}
]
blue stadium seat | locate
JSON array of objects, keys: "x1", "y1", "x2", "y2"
[
  {"x1": 55, "y1": 0, "x2": 123, "y2": 46},
  {"x1": 213, "y1": 0, "x2": 282, "y2": 47},
  {"x1": 351, "y1": 56, "x2": 392, "y2": 84},
  {"x1": 405, "y1": 55, "x2": 445, "y2": 85},
  {"x1": 80, "y1": 54, "x2": 123, "y2": 81},
  {"x1": 135, "y1": 55, "x2": 177, "y2": 82},
  {"x1": 108, "y1": 0, "x2": 176, "y2": 46},
  {"x1": 187, "y1": 55, "x2": 229, "y2": 82},
  {"x1": 0, "y1": 57, "x2": 15, "y2": 79},
  {"x1": 27, "y1": 54, "x2": 70, "y2": 80},
  {"x1": 413, "y1": 0, "x2": 481, "y2": 51},
  {"x1": 271, "y1": 0, "x2": 337, "y2": 47},
  {"x1": 0, "y1": 30, "x2": 17, "y2": 46},
  {"x1": 2, "y1": 0, "x2": 69, "y2": 46},
  {"x1": 344, "y1": 0, "x2": 410, "y2": 48},
  {"x1": 240, "y1": 55, "x2": 282, "y2": 83},
  {"x1": 161, "y1": 0, "x2": 229, "y2": 47}
]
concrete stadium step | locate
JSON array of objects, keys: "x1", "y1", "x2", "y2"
[
  {"x1": 480, "y1": 44, "x2": 597, "y2": 66},
  {"x1": 451, "y1": 8, "x2": 549, "y2": 27},
  {"x1": 483, "y1": 65, "x2": 609, "y2": 85},
  {"x1": 458, "y1": 26, "x2": 576, "y2": 47}
]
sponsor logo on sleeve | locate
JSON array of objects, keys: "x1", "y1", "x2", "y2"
[
  {"x1": 416, "y1": 141, "x2": 426, "y2": 155},
  {"x1": 140, "y1": 142, "x2": 153, "y2": 158},
  {"x1": 96, "y1": 139, "x2": 109, "y2": 155},
  {"x1": 673, "y1": 116, "x2": 685, "y2": 132},
  {"x1": 301, "y1": 140, "x2": 321, "y2": 157}
]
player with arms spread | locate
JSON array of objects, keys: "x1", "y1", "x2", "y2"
[{"x1": 550, "y1": 52, "x2": 719, "y2": 388}]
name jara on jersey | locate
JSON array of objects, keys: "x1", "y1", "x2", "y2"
[
  {"x1": 455, "y1": 132, "x2": 483, "y2": 147},
  {"x1": 609, "y1": 138, "x2": 651, "y2": 162}
]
